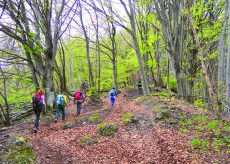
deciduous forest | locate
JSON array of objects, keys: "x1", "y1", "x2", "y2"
[{"x1": 0, "y1": 0, "x2": 229, "y2": 163}]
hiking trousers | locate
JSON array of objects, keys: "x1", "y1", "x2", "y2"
[
  {"x1": 56, "y1": 105, "x2": 65, "y2": 120},
  {"x1": 110, "y1": 96, "x2": 115, "y2": 107},
  {"x1": 33, "y1": 106, "x2": 42, "y2": 129},
  {"x1": 76, "y1": 101, "x2": 82, "y2": 116}
]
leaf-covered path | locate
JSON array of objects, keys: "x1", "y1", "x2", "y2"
[{"x1": 22, "y1": 89, "x2": 198, "y2": 164}]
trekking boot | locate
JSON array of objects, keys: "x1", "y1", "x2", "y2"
[{"x1": 33, "y1": 128, "x2": 37, "y2": 133}]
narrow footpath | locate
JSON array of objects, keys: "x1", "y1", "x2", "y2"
[{"x1": 23, "y1": 89, "x2": 194, "y2": 163}]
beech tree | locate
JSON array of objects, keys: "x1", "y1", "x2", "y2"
[
  {"x1": 120, "y1": 0, "x2": 150, "y2": 95},
  {"x1": 0, "y1": 0, "x2": 77, "y2": 108}
]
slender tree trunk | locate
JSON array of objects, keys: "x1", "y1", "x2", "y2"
[
  {"x1": 154, "y1": 0, "x2": 185, "y2": 97},
  {"x1": 167, "y1": 57, "x2": 170, "y2": 90},
  {"x1": 226, "y1": 0, "x2": 230, "y2": 114},
  {"x1": 112, "y1": 58, "x2": 118, "y2": 89},
  {"x1": 79, "y1": 1, "x2": 94, "y2": 87},
  {"x1": 218, "y1": 0, "x2": 228, "y2": 100},
  {"x1": 91, "y1": 1, "x2": 101, "y2": 97},
  {"x1": 0, "y1": 64, "x2": 10, "y2": 126},
  {"x1": 155, "y1": 41, "x2": 163, "y2": 87},
  {"x1": 149, "y1": 52, "x2": 157, "y2": 86},
  {"x1": 124, "y1": 0, "x2": 149, "y2": 95},
  {"x1": 188, "y1": 12, "x2": 219, "y2": 116}
]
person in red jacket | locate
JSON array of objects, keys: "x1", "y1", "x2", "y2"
[
  {"x1": 74, "y1": 89, "x2": 84, "y2": 116},
  {"x1": 32, "y1": 89, "x2": 46, "y2": 133}
]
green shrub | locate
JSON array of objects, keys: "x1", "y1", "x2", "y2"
[
  {"x1": 212, "y1": 138, "x2": 225, "y2": 152},
  {"x1": 98, "y1": 123, "x2": 118, "y2": 136},
  {"x1": 191, "y1": 138, "x2": 201, "y2": 148},
  {"x1": 201, "y1": 139, "x2": 208, "y2": 148},
  {"x1": 121, "y1": 112, "x2": 133, "y2": 125},
  {"x1": 207, "y1": 120, "x2": 219, "y2": 130},
  {"x1": 168, "y1": 78, "x2": 177, "y2": 92},
  {"x1": 98, "y1": 123, "x2": 106, "y2": 129},
  {"x1": 193, "y1": 115, "x2": 208, "y2": 123},
  {"x1": 186, "y1": 119, "x2": 193, "y2": 126},
  {"x1": 194, "y1": 99, "x2": 208, "y2": 108},
  {"x1": 88, "y1": 87, "x2": 97, "y2": 96},
  {"x1": 223, "y1": 122, "x2": 230, "y2": 132},
  {"x1": 88, "y1": 114, "x2": 101, "y2": 122},
  {"x1": 81, "y1": 134, "x2": 98, "y2": 145}
]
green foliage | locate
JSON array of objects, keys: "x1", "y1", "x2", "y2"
[
  {"x1": 121, "y1": 112, "x2": 133, "y2": 125},
  {"x1": 207, "y1": 120, "x2": 219, "y2": 130},
  {"x1": 88, "y1": 114, "x2": 101, "y2": 122},
  {"x1": 208, "y1": 51, "x2": 218, "y2": 60},
  {"x1": 98, "y1": 123, "x2": 118, "y2": 136},
  {"x1": 88, "y1": 87, "x2": 97, "y2": 96},
  {"x1": 194, "y1": 99, "x2": 208, "y2": 108},
  {"x1": 0, "y1": 59, "x2": 35, "y2": 106},
  {"x1": 98, "y1": 123, "x2": 106, "y2": 129},
  {"x1": 181, "y1": 114, "x2": 229, "y2": 154},
  {"x1": 150, "y1": 91, "x2": 173, "y2": 97},
  {"x1": 191, "y1": 138, "x2": 209, "y2": 149},
  {"x1": 192, "y1": 115, "x2": 209, "y2": 123},
  {"x1": 212, "y1": 138, "x2": 225, "y2": 152},
  {"x1": 178, "y1": 121, "x2": 186, "y2": 127},
  {"x1": 80, "y1": 134, "x2": 98, "y2": 145},
  {"x1": 191, "y1": 138, "x2": 201, "y2": 147},
  {"x1": 2, "y1": 136, "x2": 36, "y2": 163},
  {"x1": 164, "y1": 77, "x2": 177, "y2": 92}
]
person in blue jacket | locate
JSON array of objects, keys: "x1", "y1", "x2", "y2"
[{"x1": 109, "y1": 87, "x2": 118, "y2": 107}]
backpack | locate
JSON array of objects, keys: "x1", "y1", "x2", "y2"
[
  {"x1": 56, "y1": 95, "x2": 64, "y2": 105},
  {"x1": 75, "y1": 91, "x2": 82, "y2": 100},
  {"x1": 32, "y1": 93, "x2": 41, "y2": 107},
  {"x1": 110, "y1": 90, "x2": 116, "y2": 96}
]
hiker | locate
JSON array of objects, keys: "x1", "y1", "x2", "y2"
[
  {"x1": 109, "y1": 87, "x2": 118, "y2": 107},
  {"x1": 74, "y1": 89, "x2": 84, "y2": 116},
  {"x1": 137, "y1": 79, "x2": 142, "y2": 95},
  {"x1": 55, "y1": 93, "x2": 68, "y2": 123},
  {"x1": 32, "y1": 89, "x2": 46, "y2": 133}
]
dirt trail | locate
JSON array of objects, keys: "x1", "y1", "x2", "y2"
[{"x1": 23, "y1": 89, "x2": 193, "y2": 163}]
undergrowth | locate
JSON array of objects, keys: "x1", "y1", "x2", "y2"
[
  {"x1": 98, "y1": 123, "x2": 118, "y2": 136},
  {"x1": 2, "y1": 135, "x2": 36, "y2": 163},
  {"x1": 178, "y1": 114, "x2": 230, "y2": 154}
]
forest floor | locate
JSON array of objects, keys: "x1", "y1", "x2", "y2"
[{"x1": 0, "y1": 87, "x2": 229, "y2": 163}]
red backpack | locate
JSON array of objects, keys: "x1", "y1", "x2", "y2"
[
  {"x1": 32, "y1": 92, "x2": 41, "y2": 107},
  {"x1": 75, "y1": 91, "x2": 82, "y2": 100}
]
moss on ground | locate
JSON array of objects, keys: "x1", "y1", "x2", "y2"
[
  {"x1": 98, "y1": 123, "x2": 118, "y2": 136},
  {"x1": 2, "y1": 135, "x2": 36, "y2": 163}
]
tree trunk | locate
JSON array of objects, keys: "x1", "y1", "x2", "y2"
[
  {"x1": 79, "y1": 1, "x2": 94, "y2": 87},
  {"x1": 188, "y1": 12, "x2": 219, "y2": 116},
  {"x1": 218, "y1": 0, "x2": 228, "y2": 100},
  {"x1": 154, "y1": 0, "x2": 185, "y2": 97},
  {"x1": 125, "y1": 0, "x2": 149, "y2": 95},
  {"x1": 0, "y1": 64, "x2": 10, "y2": 126},
  {"x1": 226, "y1": 0, "x2": 230, "y2": 114},
  {"x1": 112, "y1": 59, "x2": 118, "y2": 90},
  {"x1": 149, "y1": 52, "x2": 157, "y2": 86},
  {"x1": 155, "y1": 41, "x2": 163, "y2": 87},
  {"x1": 175, "y1": 66, "x2": 186, "y2": 98}
]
